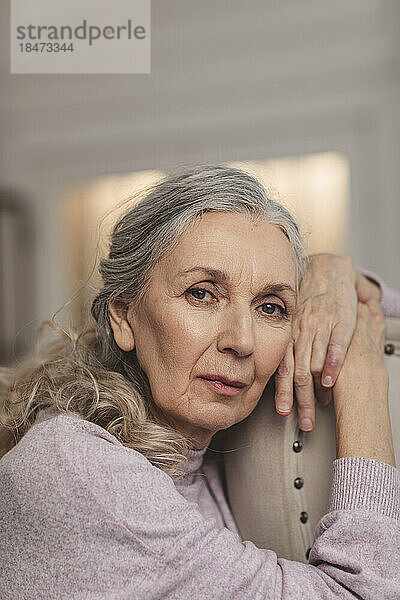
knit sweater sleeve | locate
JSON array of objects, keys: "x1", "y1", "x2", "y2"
[
  {"x1": 357, "y1": 266, "x2": 400, "y2": 318},
  {"x1": 0, "y1": 414, "x2": 399, "y2": 600}
]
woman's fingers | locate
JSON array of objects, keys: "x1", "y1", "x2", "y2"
[
  {"x1": 309, "y1": 330, "x2": 332, "y2": 405},
  {"x1": 320, "y1": 319, "x2": 355, "y2": 388},
  {"x1": 274, "y1": 340, "x2": 294, "y2": 415},
  {"x1": 314, "y1": 374, "x2": 332, "y2": 406},
  {"x1": 293, "y1": 331, "x2": 315, "y2": 431}
]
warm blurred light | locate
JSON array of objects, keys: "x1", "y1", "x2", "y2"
[
  {"x1": 229, "y1": 153, "x2": 349, "y2": 255},
  {"x1": 61, "y1": 153, "x2": 349, "y2": 323},
  {"x1": 60, "y1": 169, "x2": 164, "y2": 325}
]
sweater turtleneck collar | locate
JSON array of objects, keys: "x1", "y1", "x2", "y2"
[{"x1": 183, "y1": 443, "x2": 210, "y2": 479}]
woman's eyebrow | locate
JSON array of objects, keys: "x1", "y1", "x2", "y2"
[{"x1": 176, "y1": 266, "x2": 297, "y2": 298}]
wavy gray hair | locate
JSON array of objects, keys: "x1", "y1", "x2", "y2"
[{"x1": 0, "y1": 164, "x2": 307, "y2": 477}]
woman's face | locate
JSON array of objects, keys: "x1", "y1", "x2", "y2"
[{"x1": 109, "y1": 211, "x2": 297, "y2": 448}]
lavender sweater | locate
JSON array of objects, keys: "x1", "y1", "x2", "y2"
[{"x1": 0, "y1": 274, "x2": 400, "y2": 600}]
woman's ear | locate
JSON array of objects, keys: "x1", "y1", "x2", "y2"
[{"x1": 108, "y1": 298, "x2": 135, "y2": 351}]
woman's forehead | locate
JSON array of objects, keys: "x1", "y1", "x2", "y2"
[{"x1": 159, "y1": 212, "x2": 297, "y2": 292}]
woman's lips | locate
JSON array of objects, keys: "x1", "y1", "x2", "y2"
[{"x1": 198, "y1": 376, "x2": 246, "y2": 396}]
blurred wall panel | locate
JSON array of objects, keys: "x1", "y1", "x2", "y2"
[{"x1": 0, "y1": 191, "x2": 35, "y2": 365}]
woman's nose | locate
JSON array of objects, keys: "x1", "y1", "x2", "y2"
[{"x1": 216, "y1": 307, "x2": 255, "y2": 357}]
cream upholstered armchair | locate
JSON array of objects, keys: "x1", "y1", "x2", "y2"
[{"x1": 222, "y1": 318, "x2": 400, "y2": 564}]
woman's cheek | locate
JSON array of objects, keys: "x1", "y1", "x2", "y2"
[{"x1": 177, "y1": 312, "x2": 218, "y2": 347}]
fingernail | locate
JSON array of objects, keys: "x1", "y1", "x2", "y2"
[
  {"x1": 300, "y1": 418, "x2": 313, "y2": 431},
  {"x1": 322, "y1": 375, "x2": 333, "y2": 387},
  {"x1": 278, "y1": 403, "x2": 291, "y2": 412}
]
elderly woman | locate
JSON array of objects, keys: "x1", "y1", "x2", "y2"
[{"x1": 0, "y1": 165, "x2": 399, "y2": 599}]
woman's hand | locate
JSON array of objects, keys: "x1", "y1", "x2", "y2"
[{"x1": 274, "y1": 253, "x2": 382, "y2": 432}]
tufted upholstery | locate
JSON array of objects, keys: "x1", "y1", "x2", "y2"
[{"x1": 222, "y1": 318, "x2": 400, "y2": 563}]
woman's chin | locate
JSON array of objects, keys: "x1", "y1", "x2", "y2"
[{"x1": 186, "y1": 404, "x2": 250, "y2": 436}]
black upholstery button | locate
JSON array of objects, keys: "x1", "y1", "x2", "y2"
[
  {"x1": 385, "y1": 343, "x2": 395, "y2": 355},
  {"x1": 294, "y1": 477, "x2": 304, "y2": 489},
  {"x1": 306, "y1": 547, "x2": 311, "y2": 560},
  {"x1": 293, "y1": 440, "x2": 303, "y2": 453},
  {"x1": 300, "y1": 511, "x2": 308, "y2": 523}
]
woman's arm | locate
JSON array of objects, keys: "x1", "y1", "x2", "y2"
[
  {"x1": 333, "y1": 300, "x2": 395, "y2": 466},
  {"x1": 0, "y1": 412, "x2": 398, "y2": 599}
]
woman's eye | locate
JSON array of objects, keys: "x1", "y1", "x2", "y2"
[
  {"x1": 187, "y1": 288, "x2": 214, "y2": 302},
  {"x1": 259, "y1": 302, "x2": 287, "y2": 317}
]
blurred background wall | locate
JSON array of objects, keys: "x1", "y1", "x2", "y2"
[{"x1": 0, "y1": 0, "x2": 400, "y2": 362}]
